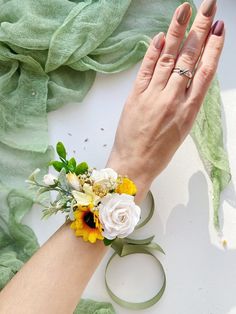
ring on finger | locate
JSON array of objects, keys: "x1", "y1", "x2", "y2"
[{"x1": 172, "y1": 67, "x2": 193, "y2": 79}]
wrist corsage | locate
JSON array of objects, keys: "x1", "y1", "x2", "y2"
[
  {"x1": 27, "y1": 141, "x2": 166, "y2": 310},
  {"x1": 28, "y1": 142, "x2": 141, "y2": 245}
]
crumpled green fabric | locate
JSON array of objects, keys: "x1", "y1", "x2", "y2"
[
  {"x1": 74, "y1": 299, "x2": 115, "y2": 314},
  {"x1": 0, "y1": 142, "x2": 53, "y2": 289},
  {"x1": 0, "y1": 0, "x2": 231, "y2": 311},
  {"x1": 191, "y1": 77, "x2": 231, "y2": 229}
]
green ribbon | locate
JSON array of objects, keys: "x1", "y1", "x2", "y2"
[
  {"x1": 105, "y1": 191, "x2": 166, "y2": 310},
  {"x1": 134, "y1": 190, "x2": 155, "y2": 230}
]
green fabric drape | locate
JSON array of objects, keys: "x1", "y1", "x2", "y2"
[{"x1": 0, "y1": 0, "x2": 231, "y2": 312}]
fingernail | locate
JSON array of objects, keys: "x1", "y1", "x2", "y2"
[
  {"x1": 212, "y1": 20, "x2": 224, "y2": 36},
  {"x1": 153, "y1": 32, "x2": 165, "y2": 49},
  {"x1": 202, "y1": 0, "x2": 216, "y2": 17},
  {"x1": 176, "y1": 3, "x2": 191, "y2": 25}
]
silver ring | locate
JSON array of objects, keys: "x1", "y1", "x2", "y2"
[{"x1": 172, "y1": 67, "x2": 193, "y2": 79}]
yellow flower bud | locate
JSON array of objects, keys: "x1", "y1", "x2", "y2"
[
  {"x1": 115, "y1": 177, "x2": 137, "y2": 196},
  {"x1": 67, "y1": 173, "x2": 81, "y2": 191}
]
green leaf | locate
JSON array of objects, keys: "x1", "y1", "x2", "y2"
[
  {"x1": 68, "y1": 157, "x2": 76, "y2": 172},
  {"x1": 56, "y1": 142, "x2": 67, "y2": 159},
  {"x1": 75, "y1": 162, "x2": 88, "y2": 175},
  {"x1": 103, "y1": 238, "x2": 114, "y2": 246},
  {"x1": 50, "y1": 161, "x2": 64, "y2": 172}
]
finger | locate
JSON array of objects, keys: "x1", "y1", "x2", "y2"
[
  {"x1": 167, "y1": 0, "x2": 217, "y2": 91},
  {"x1": 135, "y1": 32, "x2": 165, "y2": 93},
  {"x1": 187, "y1": 20, "x2": 225, "y2": 110},
  {"x1": 148, "y1": 2, "x2": 192, "y2": 91}
]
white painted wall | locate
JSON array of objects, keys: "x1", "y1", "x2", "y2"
[{"x1": 24, "y1": 1, "x2": 236, "y2": 313}]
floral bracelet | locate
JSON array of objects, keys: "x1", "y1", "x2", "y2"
[
  {"x1": 27, "y1": 141, "x2": 167, "y2": 310},
  {"x1": 27, "y1": 142, "x2": 141, "y2": 245}
]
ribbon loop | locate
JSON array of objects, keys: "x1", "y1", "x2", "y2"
[{"x1": 106, "y1": 191, "x2": 166, "y2": 310}]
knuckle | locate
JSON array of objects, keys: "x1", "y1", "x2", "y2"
[
  {"x1": 138, "y1": 69, "x2": 152, "y2": 80},
  {"x1": 208, "y1": 40, "x2": 223, "y2": 54},
  {"x1": 179, "y1": 47, "x2": 199, "y2": 66},
  {"x1": 158, "y1": 53, "x2": 176, "y2": 68},
  {"x1": 162, "y1": 98, "x2": 178, "y2": 118},
  {"x1": 137, "y1": 69, "x2": 152, "y2": 82},
  {"x1": 169, "y1": 27, "x2": 182, "y2": 39},
  {"x1": 178, "y1": 105, "x2": 196, "y2": 130},
  {"x1": 199, "y1": 64, "x2": 215, "y2": 81},
  {"x1": 194, "y1": 18, "x2": 210, "y2": 34},
  {"x1": 187, "y1": 96, "x2": 198, "y2": 107},
  {"x1": 146, "y1": 50, "x2": 158, "y2": 63}
]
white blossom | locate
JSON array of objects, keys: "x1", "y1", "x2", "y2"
[
  {"x1": 43, "y1": 173, "x2": 57, "y2": 186},
  {"x1": 91, "y1": 168, "x2": 118, "y2": 184},
  {"x1": 99, "y1": 193, "x2": 141, "y2": 240}
]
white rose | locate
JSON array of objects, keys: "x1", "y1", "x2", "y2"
[
  {"x1": 99, "y1": 193, "x2": 141, "y2": 240},
  {"x1": 91, "y1": 168, "x2": 118, "y2": 184},
  {"x1": 43, "y1": 173, "x2": 57, "y2": 186},
  {"x1": 67, "y1": 173, "x2": 81, "y2": 191}
]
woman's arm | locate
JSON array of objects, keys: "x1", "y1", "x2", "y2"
[
  {"x1": 0, "y1": 0, "x2": 225, "y2": 313},
  {"x1": 0, "y1": 223, "x2": 108, "y2": 314},
  {"x1": 0, "y1": 177, "x2": 148, "y2": 314}
]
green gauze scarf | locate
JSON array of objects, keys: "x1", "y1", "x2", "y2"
[{"x1": 0, "y1": 0, "x2": 231, "y2": 312}]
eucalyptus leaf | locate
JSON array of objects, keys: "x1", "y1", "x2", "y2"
[{"x1": 58, "y1": 168, "x2": 69, "y2": 191}]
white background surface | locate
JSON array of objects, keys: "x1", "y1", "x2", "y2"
[{"x1": 23, "y1": 1, "x2": 236, "y2": 313}]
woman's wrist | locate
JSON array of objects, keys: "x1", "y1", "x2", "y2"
[{"x1": 106, "y1": 152, "x2": 152, "y2": 204}]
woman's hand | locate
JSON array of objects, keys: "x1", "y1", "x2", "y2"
[{"x1": 107, "y1": 0, "x2": 225, "y2": 203}]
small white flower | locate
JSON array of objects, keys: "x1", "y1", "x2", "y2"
[
  {"x1": 43, "y1": 173, "x2": 57, "y2": 186},
  {"x1": 99, "y1": 193, "x2": 141, "y2": 240},
  {"x1": 67, "y1": 173, "x2": 81, "y2": 191},
  {"x1": 91, "y1": 168, "x2": 118, "y2": 184}
]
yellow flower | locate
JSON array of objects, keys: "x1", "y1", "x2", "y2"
[
  {"x1": 115, "y1": 177, "x2": 137, "y2": 196},
  {"x1": 70, "y1": 206, "x2": 104, "y2": 243}
]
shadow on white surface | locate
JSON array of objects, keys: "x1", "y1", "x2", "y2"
[
  {"x1": 86, "y1": 171, "x2": 236, "y2": 314},
  {"x1": 158, "y1": 171, "x2": 236, "y2": 314}
]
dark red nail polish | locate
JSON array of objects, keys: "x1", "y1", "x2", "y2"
[{"x1": 212, "y1": 20, "x2": 224, "y2": 36}]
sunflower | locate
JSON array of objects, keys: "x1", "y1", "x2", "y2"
[
  {"x1": 115, "y1": 177, "x2": 137, "y2": 196},
  {"x1": 70, "y1": 206, "x2": 104, "y2": 243}
]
